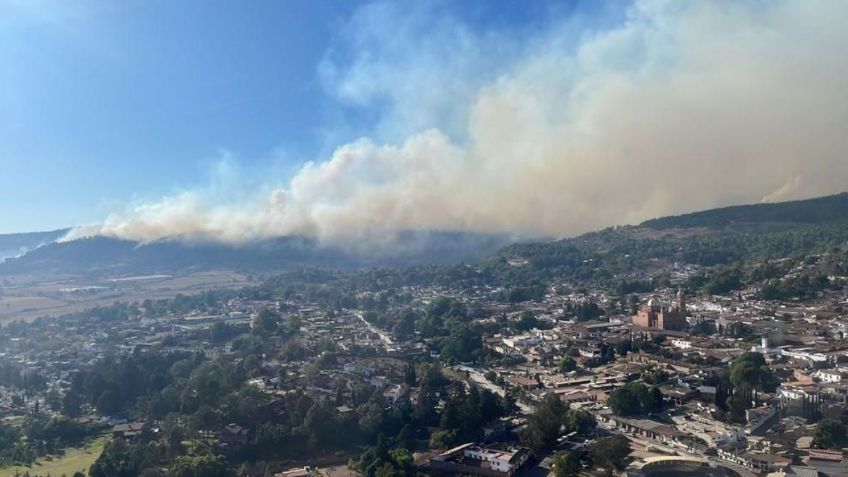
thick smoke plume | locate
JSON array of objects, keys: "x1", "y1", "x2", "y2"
[{"x1": 67, "y1": 1, "x2": 848, "y2": 246}]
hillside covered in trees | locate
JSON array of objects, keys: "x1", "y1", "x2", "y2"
[
  {"x1": 641, "y1": 192, "x2": 848, "y2": 229},
  {"x1": 492, "y1": 192, "x2": 848, "y2": 291}
]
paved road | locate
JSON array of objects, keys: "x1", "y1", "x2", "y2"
[
  {"x1": 353, "y1": 311, "x2": 394, "y2": 346},
  {"x1": 346, "y1": 317, "x2": 534, "y2": 416},
  {"x1": 453, "y1": 364, "x2": 533, "y2": 414}
]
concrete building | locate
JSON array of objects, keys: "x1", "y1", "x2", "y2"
[
  {"x1": 813, "y1": 369, "x2": 843, "y2": 383},
  {"x1": 633, "y1": 290, "x2": 687, "y2": 331},
  {"x1": 430, "y1": 443, "x2": 529, "y2": 477}
]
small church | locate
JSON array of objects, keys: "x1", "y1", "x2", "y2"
[{"x1": 632, "y1": 289, "x2": 688, "y2": 331}]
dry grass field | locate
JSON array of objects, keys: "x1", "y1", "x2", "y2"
[{"x1": 0, "y1": 270, "x2": 252, "y2": 322}]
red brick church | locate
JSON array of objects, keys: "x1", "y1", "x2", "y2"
[{"x1": 632, "y1": 289, "x2": 687, "y2": 331}]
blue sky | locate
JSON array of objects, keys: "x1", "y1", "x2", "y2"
[
  {"x1": 6, "y1": 1, "x2": 845, "y2": 242},
  {"x1": 0, "y1": 0, "x2": 617, "y2": 234}
]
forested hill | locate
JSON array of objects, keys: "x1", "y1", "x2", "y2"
[
  {"x1": 0, "y1": 228, "x2": 69, "y2": 261},
  {"x1": 0, "y1": 231, "x2": 513, "y2": 277},
  {"x1": 641, "y1": 192, "x2": 848, "y2": 229},
  {"x1": 1, "y1": 193, "x2": 847, "y2": 285},
  {"x1": 249, "y1": 192, "x2": 848, "y2": 304},
  {"x1": 492, "y1": 192, "x2": 848, "y2": 290}
]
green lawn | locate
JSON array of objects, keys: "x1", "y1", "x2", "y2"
[{"x1": 0, "y1": 435, "x2": 108, "y2": 477}]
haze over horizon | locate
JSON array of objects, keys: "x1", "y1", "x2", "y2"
[{"x1": 4, "y1": 0, "x2": 848, "y2": 245}]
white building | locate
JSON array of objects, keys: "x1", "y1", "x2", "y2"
[
  {"x1": 778, "y1": 385, "x2": 811, "y2": 400},
  {"x1": 462, "y1": 445, "x2": 529, "y2": 475},
  {"x1": 430, "y1": 443, "x2": 529, "y2": 477},
  {"x1": 501, "y1": 335, "x2": 541, "y2": 350},
  {"x1": 671, "y1": 339, "x2": 692, "y2": 350},
  {"x1": 813, "y1": 369, "x2": 842, "y2": 383},
  {"x1": 782, "y1": 347, "x2": 828, "y2": 363},
  {"x1": 750, "y1": 337, "x2": 780, "y2": 357}
]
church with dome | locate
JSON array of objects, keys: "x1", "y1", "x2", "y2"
[{"x1": 632, "y1": 289, "x2": 688, "y2": 331}]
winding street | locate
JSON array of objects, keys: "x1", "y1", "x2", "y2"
[{"x1": 453, "y1": 364, "x2": 533, "y2": 414}]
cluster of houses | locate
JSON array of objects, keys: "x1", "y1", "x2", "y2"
[
  {"x1": 1, "y1": 259, "x2": 847, "y2": 477},
  {"x1": 397, "y1": 281, "x2": 847, "y2": 476}
]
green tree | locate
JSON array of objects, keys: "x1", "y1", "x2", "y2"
[
  {"x1": 588, "y1": 435, "x2": 630, "y2": 475},
  {"x1": 210, "y1": 321, "x2": 237, "y2": 343},
  {"x1": 388, "y1": 448, "x2": 413, "y2": 476},
  {"x1": 607, "y1": 382, "x2": 662, "y2": 416},
  {"x1": 304, "y1": 399, "x2": 339, "y2": 448},
  {"x1": 563, "y1": 409, "x2": 596, "y2": 434},
  {"x1": 90, "y1": 439, "x2": 141, "y2": 477},
  {"x1": 252, "y1": 308, "x2": 280, "y2": 335},
  {"x1": 814, "y1": 419, "x2": 848, "y2": 449},
  {"x1": 62, "y1": 391, "x2": 82, "y2": 418},
  {"x1": 404, "y1": 363, "x2": 417, "y2": 386},
  {"x1": 286, "y1": 314, "x2": 303, "y2": 334},
  {"x1": 520, "y1": 394, "x2": 567, "y2": 452},
  {"x1": 703, "y1": 268, "x2": 743, "y2": 295},
  {"x1": 168, "y1": 454, "x2": 233, "y2": 477},
  {"x1": 513, "y1": 311, "x2": 539, "y2": 331},
  {"x1": 729, "y1": 353, "x2": 778, "y2": 392},
  {"x1": 429, "y1": 429, "x2": 458, "y2": 449},
  {"x1": 558, "y1": 356, "x2": 577, "y2": 373},
  {"x1": 438, "y1": 325, "x2": 482, "y2": 363},
  {"x1": 392, "y1": 310, "x2": 418, "y2": 340},
  {"x1": 189, "y1": 405, "x2": 219, "y2": 436},
  {"x1": 727, "y1": 386, "x2": 753, "y2": 423},
  {"x1": 95, "y1": 389, "x2": 122, "y2": 416},
  {"x1": 552, "y1": 451, "x2": 581, "y2": 477}
]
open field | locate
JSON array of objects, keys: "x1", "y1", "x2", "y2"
[
  {"x1": 0, "y1": 436, "x2": 108, "y2": 477},
  {"x1": 0, "y1": 270, "x2": 253, "y2": 322}
]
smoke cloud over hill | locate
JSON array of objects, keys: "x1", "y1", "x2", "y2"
[{"x1": 67, "y1": 1, "x2": 848, "y2": 246}]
